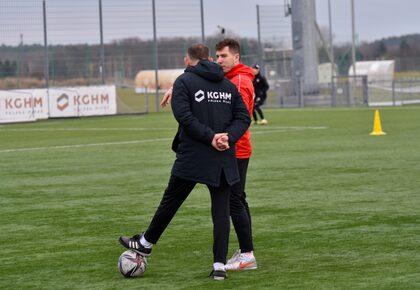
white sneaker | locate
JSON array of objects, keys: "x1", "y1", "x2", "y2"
[
  {"x1": 225, "y1": 252, "x2": 257, "y2": 271},
  {"x1": 257, "y1": 119, "x2": 268, "y2": 125},
  {"x1": 210, "y1": 264, "x2": 227, "y2": 280},
  {"x1": 226, "y1": 249, "x2": 241, "y2": 265}
]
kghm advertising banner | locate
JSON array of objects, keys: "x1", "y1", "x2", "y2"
[
  {"x1": 0, "y1": 85, "x2": 117, "y2": 123},
  {"x1": 0, "y1": 89, "x2": 48, "y2": 124},
  {"x1": 49, "y1": 85, "x2": 117, "y2": 118}
]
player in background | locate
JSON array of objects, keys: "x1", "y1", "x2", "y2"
[{"x1": 252, "y1": 64, "x2": 269, "y2": 125}]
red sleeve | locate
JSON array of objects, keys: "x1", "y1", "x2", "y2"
[{"x1": 230, "y1": 74, "x2": 254, "y2": 117}]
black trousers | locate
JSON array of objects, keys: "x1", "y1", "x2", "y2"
[
  {"x1": 253, "y1": 106, "x2": 265, "y2": 121},
  {"x1": 230, "y1": 158, "x2": 254, "y2": 252},
  {"x1": 253, "y1": 97, "x2": 266, "y2": 121},
  {"x1": 143, "y1": 174, "x2": 231, "y2": 263}
]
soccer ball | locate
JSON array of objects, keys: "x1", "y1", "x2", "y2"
[{"x1": 118, "y1": 250, "x2": 147, "y2": 278}]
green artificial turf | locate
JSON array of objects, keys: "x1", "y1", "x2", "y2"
[{"x1": 1, "y1": 107, "x2": 419, "y2": 289}]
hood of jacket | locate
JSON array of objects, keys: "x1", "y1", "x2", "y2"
[
  {"x1": 185, "y1": 59, "x2": 225, "y2": 82},
  {"x1": 224, "y1": 63, "x2": 255, "y2": 82}
]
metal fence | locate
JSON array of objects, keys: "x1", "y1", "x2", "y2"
[
  {"x1": 255, "y1": 4, "x2": 420, "y2": 109},
  {"x1": 257, "y1": 4, "x2": 293, "y2": 85},
  {"x1": 0, "y1": 0, "x2": 206, "y2": 113},
  {"x1": 266, "y1": 76, "x2": 420, "y2": 108},
  {"x1": 1, "y1": 1, "x2": 419, "y2": 115},
  {"x1": 0, "y1": 0, "x2": 205, "y2": 83}
]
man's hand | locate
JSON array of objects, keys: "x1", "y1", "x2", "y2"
[
  {"x1": 217, "y1": 134, "x2": 229, "y2": 149},
  {"x1": 212, "y1": 133, "x2": 229, "y2": 151},
  {"x1": 160, "y1": 87, "x2": 173, "y2": 108}
]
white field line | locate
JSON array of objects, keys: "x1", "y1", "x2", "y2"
[
  {"x1": 0, "y1": 126, "x2": 327, "y2": 153},
  {"x1": 0, "y1": 138, "x2": 172, "y2": 153},
  {"x1": 251, "y1": 126, "x2": 327, "y2": 135},
  {"x1": 252, "y1": 126, "x2": 327, "y2": 130}
]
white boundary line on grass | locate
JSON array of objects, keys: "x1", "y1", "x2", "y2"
[
  {"x1": 0, "y1": 126, "x2": 327, "y2": 153},
  {"x1": 253, "y1": 125, "x2": 327, "y2": 130},
  {"x1": 252, "y1": 126, "x2": 327, "y2": 134},
  {"x1": 0, "y1": 138, "x2": 172, "y2": 153}
]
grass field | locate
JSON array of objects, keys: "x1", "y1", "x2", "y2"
[{"x1": 1, "y1": 107, "x2": 420, "y2": 289}]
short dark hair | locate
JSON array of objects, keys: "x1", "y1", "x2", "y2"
[
  {"x1": 215, "y1": 38, "x2": 241, "y2": 55},
  {"x1": 187, "y1": 43, "x2": 210, "y2": 60}
]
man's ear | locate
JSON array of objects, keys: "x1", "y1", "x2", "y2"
[
  {"x1": 184, "y1": 56, "x2": 189, "y2": 66},
  {"x1": 234, "y1": 53, "x2": 240, "y2": 64}
]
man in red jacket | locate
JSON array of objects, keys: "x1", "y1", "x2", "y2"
[{"x1": 215, "y1": 38, "x2": 257, "y2": 271}]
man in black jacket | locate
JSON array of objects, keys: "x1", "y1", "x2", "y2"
[
  {"x1": 119, "y1": 44, "x2": 250, "y2": 281},
  {"x1": 252, "y1": 64, "x2": 270, "y2": 125}
]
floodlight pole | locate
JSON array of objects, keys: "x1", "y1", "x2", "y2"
[
  {"x1": 328, "y1": 0, "x2": 336, "y2": 106},
  {"x1": 290, "y1": 0, "x2": 319, "y2": 97},
  {"x1": 200, "y1": 0, "x2": 205, "y2": 43},
  {"x1": 256, "y1": 5, "x2": 263, "y2": 69}
]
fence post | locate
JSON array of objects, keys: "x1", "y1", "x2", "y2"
[
  {"x1": 99, "y1": 0, "x2": 105, "y2": 84},
  {"x1": 85, "y1": 44, "x2": 90, "y2": 85},
  {"x1": 346, "y1": 78, "x2": 351, "y2": 106},
  {"x1": 331, "y1": 76, "x2": 336, "y2": 107},
  {"x1": 145, "y1": 86, "x2": 149, "y2": 113},
  {"x1": 16, "y1": 34, "x2": 22, "y2": 89},
  {"x1": 43, "y1": 0, "x2": 49, "y2": 89},
  {"x1": 362, "y1": 75, "x2": 368, "y2": 106},
  {"x1": 392, "y1": 80, "x2": 396, "y2": 106},
  {"x1": 50, "y1": 46, "x2": 55, "y2": 84},
  {"x1": 152, "y1": 0, "x2": 159, "y2": 112}
]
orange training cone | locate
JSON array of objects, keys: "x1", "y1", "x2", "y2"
[{"x1": 370, "y1": 110, "x2": 386, "y2": 136}]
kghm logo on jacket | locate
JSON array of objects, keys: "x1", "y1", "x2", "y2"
[
  {"x1": 194, "y1": 90, "x2": 231, "y2": 104},
  {"x1": 195, "y1": 90, "x2": 205, "y2": 102}
]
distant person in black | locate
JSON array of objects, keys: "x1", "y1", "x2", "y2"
[
  {"x1": 252, "y1": 64, "x2": 269, "y2": 125},
  {"x1": 119, "y1": 43, "x2": 250, "y2": 281}
]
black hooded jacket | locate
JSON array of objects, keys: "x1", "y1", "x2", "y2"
[
  {"x1": 170, "y1": 60, "x2": 251, "y2": 187},
  {"x1": 253, "y1": 72, "x2": 270, "y2": 103}
]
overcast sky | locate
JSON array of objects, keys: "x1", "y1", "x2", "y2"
[
  {"x1": 1, "y1": 0, "x2": 419, "y2": 46},
  {"x1": 206, "y1": 0, "x2": 420, "y2": 43}
]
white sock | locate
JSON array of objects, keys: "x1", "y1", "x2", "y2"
[
  {"x1": 213, "y1": 262, "x2": 225, "y2": 270},
  {"x1": 140, "y1": 235, "x2": 153, "y2": 249}
]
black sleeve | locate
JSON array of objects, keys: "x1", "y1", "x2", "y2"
[
  {"x1": 171, "y1": 79, "x2": 215, "y2": 145},
  {"x1": 225, "y1": 89, "x2": 251, "y2": 144},
  {"x1": 261, "y1": 75, "x2": 270, "y2": 92}
]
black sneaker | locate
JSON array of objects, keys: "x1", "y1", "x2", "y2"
[
  {"x1": 118, "y1": 234, "x2": 152, "y2": 256},
  {"x1": 209, "y1": 269, "x2": 227, "y2": 281}
]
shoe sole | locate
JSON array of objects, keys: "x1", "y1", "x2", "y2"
[
  {"x1": 241, "y1": 265, "x2": 258, "y2": 270},
  {"x1": 226, "y1": 267, "x2": 257, "y2": 271},
  {"x1": 225, "y1": 263, "x2": 258, "y2": 271},
  {"x1": 211, "y1": 270, "x2": 227, "y2": 280}
]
